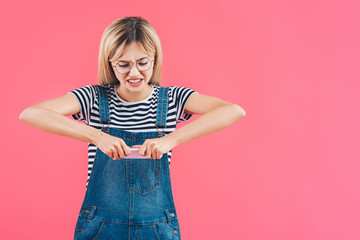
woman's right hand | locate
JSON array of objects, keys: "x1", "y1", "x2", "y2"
[{"x1": 93, "y1": 131, "x2": 132, "y2": 160}]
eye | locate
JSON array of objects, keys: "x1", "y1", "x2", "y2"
[{"x1": 138, "y1": 59, "x2": 149, "y2": 65}]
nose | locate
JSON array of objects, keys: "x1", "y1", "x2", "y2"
[{"x1": 128, "y1": 59, "x2": 141, "y2": 76}]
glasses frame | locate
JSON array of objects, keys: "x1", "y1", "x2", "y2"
[{"x1": 111, "y1": 57, "x2": 154, "y2": 74}]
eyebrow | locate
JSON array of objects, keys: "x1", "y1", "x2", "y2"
[{"x1": 117, "y1": 56, "x2": 148, "y2": 62}]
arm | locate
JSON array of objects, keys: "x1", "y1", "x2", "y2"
[
  {"x1": 164, "y1": 92, "x2": 246, "y2": 148},
  {"x1": 19, "y1": 93, "x2": 102, "y2": 144}
]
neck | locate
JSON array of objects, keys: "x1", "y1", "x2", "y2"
[{"x1": 117, "y1": 83, "x2": 152, "y2": 102}]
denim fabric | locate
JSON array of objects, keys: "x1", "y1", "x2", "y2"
[{"x1": 74, "y1": 85, "x2": 181, "y2": 240}]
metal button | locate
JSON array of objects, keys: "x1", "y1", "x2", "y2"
[
  {"x1": 82, "y1": 209, "x2": 90, "y2": 213},
  {"x1": 172, "y1": 229, "x2": 178, "y2": 234},
  {"x1": 169, "y1": 213, "x2": 175, "y2": 217},
  {"x1": 77, "y1": 227, "x2": 84, "y2": 232}
]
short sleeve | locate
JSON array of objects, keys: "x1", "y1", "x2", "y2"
[
  {"x1": 170, "y1": 86, "x2": 197, "y2": 123},
  {"x1": 68, "y1": 85, "x2": 97, "y2": 124}
]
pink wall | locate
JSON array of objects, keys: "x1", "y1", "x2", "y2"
[{"x1": 3, "y1": 0, "x2": 360, "y2": 239}]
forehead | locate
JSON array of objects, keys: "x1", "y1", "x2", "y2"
[
  {"x1": 117, "y1": 55, "x2": 149, "y2": 62},
  {"x1": 118, "y1": 41, "x2": 148, "y2": 60}
]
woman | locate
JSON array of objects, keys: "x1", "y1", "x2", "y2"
[{"x1": 19, "y1": 16, "x2": 245, "y2": 240}]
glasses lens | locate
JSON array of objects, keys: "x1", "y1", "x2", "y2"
[
  {"x1": 115, "y1": 58, "x2": 151, "y2": 74},
  {"x1": 116, "y1": 62, "x2": 130, "y2": 74},
  {"x1": 137, "y1": 58, "x2": 151, "y2": 71}
]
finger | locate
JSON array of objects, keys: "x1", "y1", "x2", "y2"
[
  {"x1": 146, "y1": 144, "x2": 154, "y2": 159},
  {"x1": 157, "y1": 149, "x2": 162, "y2": 159},
  {"x1": 121, "y1": 142, "x2": 131, "y2": 156},
  {"x1": 137, "y1": 142, "x2": 147, "y2": 156},
  {"x1": 112, "y1": 147, "x2": 120, "y2": 160},
  {"x1": 141, "y1": 144, "x2": 149, "y2": 158},
  {"x1": 115, "y1": 144, "x2": 126, "y2": 159},
  {"x1": 154, "y1": 148, "x2": 159, "y2": 159},
  {"x1": 126, "y1": 145, "x2": 132, "y2": 155},
  {"x1": 150, "y1": 143, "x2": 158, "y2": 159},
  {"x1": 139, "y1": 146, "x2": 146, "y2": 156},
  {"x1": 108, "y1": 151, "x2": 114, "y2": 160},
  {"x1": 151, "y1": 147, "x2": 158, "y2": 159},
  {"x1": 155, "y1": 148, "x2": 162, "y2": 159}
]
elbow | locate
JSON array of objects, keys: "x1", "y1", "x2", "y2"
[
  {"x1": 19, "y1": 107, "x2": 37, "y2": 122},
  {"x1": 19, "y1": 108, "x2": 30, "y2": 122},
  {"x1": 231, "y1": 104, "x2": 246, "y2": 118}
]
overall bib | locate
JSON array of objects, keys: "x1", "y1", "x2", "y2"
[{"x1": 74, "y1": 85, "x2": 181, "y2": 240}]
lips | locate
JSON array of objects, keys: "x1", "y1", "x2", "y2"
[
  {"x1": 127, "y1": 78, "x2": 142, "y2": 81},
  {"x1": 127, "y1": 78, "x2": 143, "y2": 86}
]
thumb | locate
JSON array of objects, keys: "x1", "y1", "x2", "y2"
[{"x1": 131, "y1": 145, "x2": 143, "y2": 155}]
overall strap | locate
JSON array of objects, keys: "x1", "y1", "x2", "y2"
[
  {"x1": 94, "y1": 85, "x2": 110, "y2": 133},
  {"x1": 156, "y1": 87, "x2": 169, "y2": 137}
]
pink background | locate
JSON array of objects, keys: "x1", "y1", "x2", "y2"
[{"x1": 2, "y1": 0, "x2": 360, "y2": 239}]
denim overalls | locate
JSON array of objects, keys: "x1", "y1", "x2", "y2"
[{"x1": 74, "y1": 85, "x2": 181, "y2": 240}]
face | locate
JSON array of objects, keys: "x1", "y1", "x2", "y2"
[{"x1": 110, "y1": 41, "x2": 154, "y2": 94}]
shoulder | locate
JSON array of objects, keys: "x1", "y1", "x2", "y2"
[
  {"x1": 168, "y1": 85, "x2": 196, "y2": 92},
  {"x1": 94, "y1": 84, "x2": 114, "y2": 91},
  {"x1": 88, "y1": 84, "x2": 118, "y2": 98},
  {"x1": 168, "y1": 85, "x2": 197, "y2": 98},
  {"x1": 68, "y1": 85, "x2": 98, "y2": 102}
]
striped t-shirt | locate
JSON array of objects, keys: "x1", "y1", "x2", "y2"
[{"x1": 68, "y1": 83, "x2": 197, "y2": 189}]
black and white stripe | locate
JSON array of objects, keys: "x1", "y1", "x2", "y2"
[{"x1": 68, "y1": 83, "x2": 197, "y2": 190}]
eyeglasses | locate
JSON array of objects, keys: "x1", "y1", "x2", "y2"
[{"x1": 111, "y1": 57, "x2": 154, "y2": 74}]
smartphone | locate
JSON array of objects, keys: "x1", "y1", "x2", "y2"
[{"x1": 123, "y1": 148, "x2": 146, "y2": 159}]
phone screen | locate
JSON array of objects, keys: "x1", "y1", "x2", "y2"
[{"x1": 123, "y1": 148, "x2": 146, "y2": 159}]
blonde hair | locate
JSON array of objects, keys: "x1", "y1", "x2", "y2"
[{"x1": 97, "y1": 17, "x2": 163, "y2": 86}]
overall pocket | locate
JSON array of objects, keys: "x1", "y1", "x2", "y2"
[
  {"x1": 152, "y1": 219, "x2": 181, "y2": 240},
  {"x1": 126, "y1": 158, "x2": 161, "y2": 195},
  {"x1": 74, "y1": 216, "x2": 105, "y2": 240}
]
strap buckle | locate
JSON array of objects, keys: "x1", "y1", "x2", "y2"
[{"x1": 156, "y1": 125, "x2": 166, "y2": 137}]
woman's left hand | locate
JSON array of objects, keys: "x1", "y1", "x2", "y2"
[{"x1": 131, "y1": 135, "x2": 177, "y2": 159}]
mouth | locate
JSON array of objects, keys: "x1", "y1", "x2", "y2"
[
  {"x1": 127, "y1": 78, "x2": 143, "y2": 82},
  {"x1": 127, "y1": 78, "x2": 143, "y2": 86}
]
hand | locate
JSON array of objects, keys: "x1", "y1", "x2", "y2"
[
  {"x1": 93, "y1": 131, "x2": 131, "y2": 160},
  {"x1": 132, "y1": 135, "x2": 177, "y2": 159}
]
